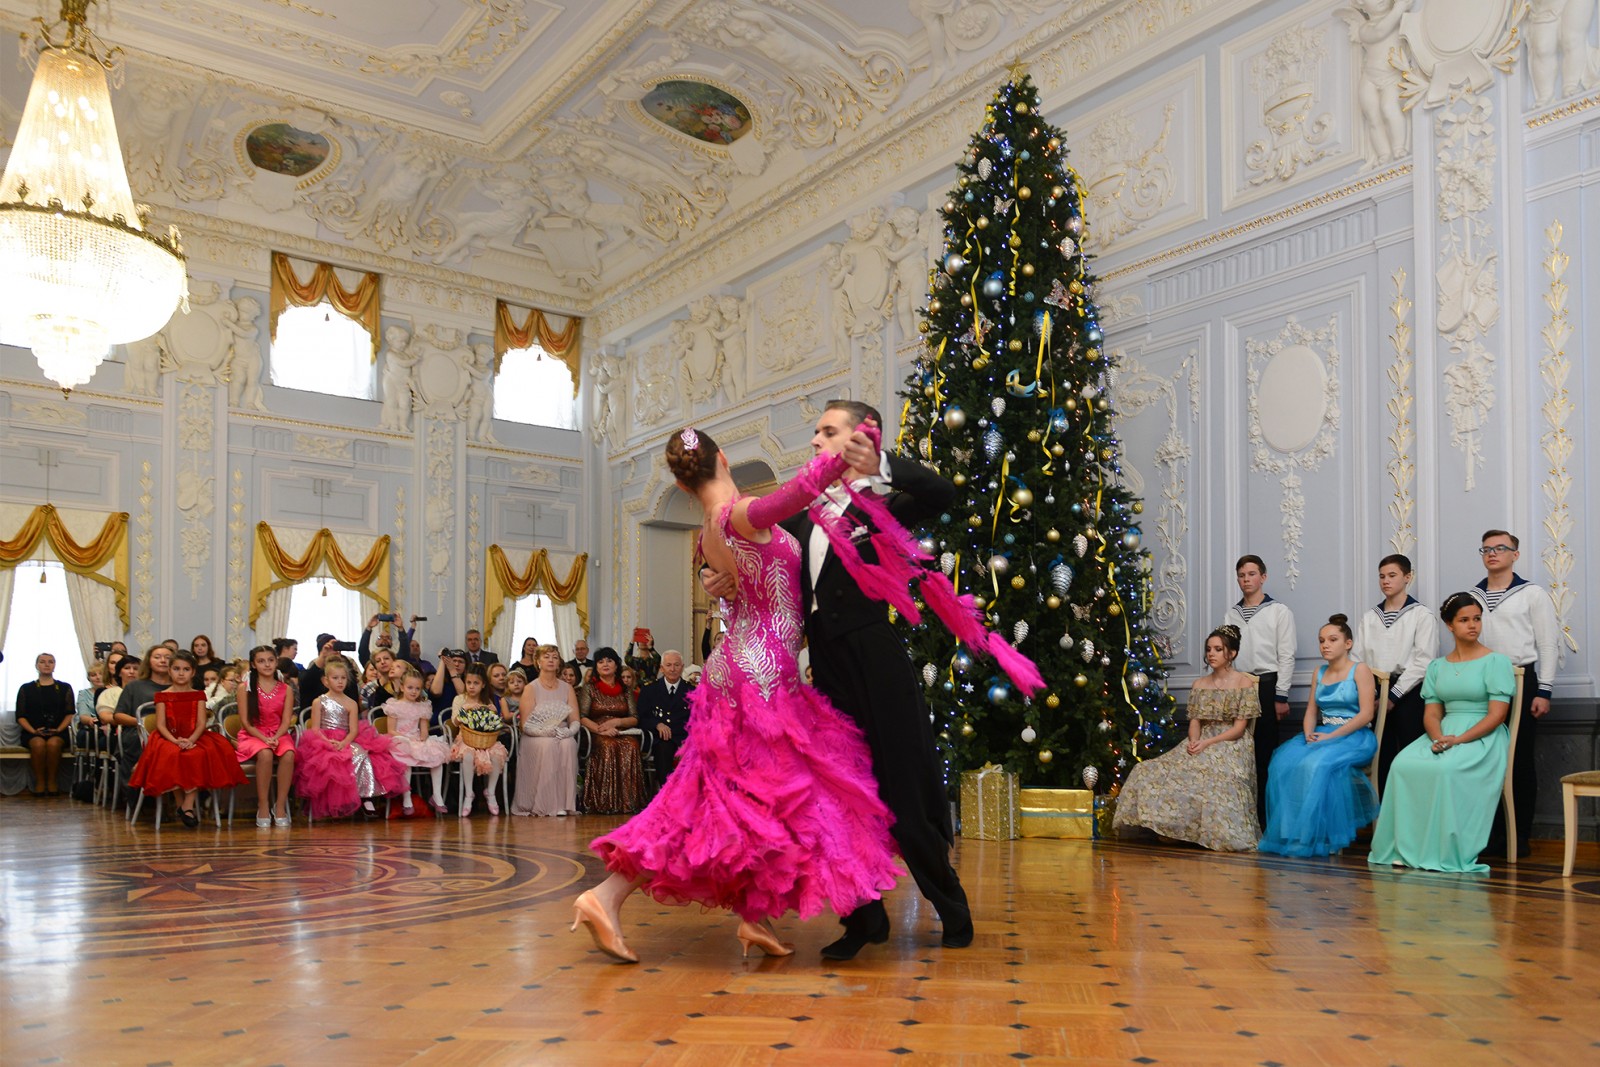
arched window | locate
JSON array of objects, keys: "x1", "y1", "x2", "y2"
[
  {"x1": 494, "y1": 345, "x2": 578, "y2": 430},
  {"x1": 271, "y1": 301, "x2": 375, "y2": 400}
]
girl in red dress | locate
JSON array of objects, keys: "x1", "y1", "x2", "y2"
[{"x1": 128, "y1": 651, "x2": 247, "y2": 827}]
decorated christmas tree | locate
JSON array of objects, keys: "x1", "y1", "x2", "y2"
[{"x1": 897, "y1": 71, "x2": 1175, "y2": 793}]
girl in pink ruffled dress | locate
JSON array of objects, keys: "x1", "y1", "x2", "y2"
[
  {"x1": 382, "y1": 667, "x2": 450, "y2": 816},
  {"x1": 577, "y1": 425, "x2": 904, "y2": 963},
  {"x1": 293, "y1": 657, "x2": 407, "y2": 818}
]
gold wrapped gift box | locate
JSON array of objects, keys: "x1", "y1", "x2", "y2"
[
  {"x1": 1018, "y1": 787, "x2": 1094, "y2": 839},
  {"x1": 958, "y1": 764, "x2": 1019, "y2": 840}
]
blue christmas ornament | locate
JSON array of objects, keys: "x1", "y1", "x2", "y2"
[
  {"x1": 1087, "y1": 325, "x2": 1103, "y2": 343},
  {"x1": 988, "y1": 682, "x2": 1011, "y2": 705},
  {"x1": 954, "y1": 651, "x2": 974, "y2": 673}
]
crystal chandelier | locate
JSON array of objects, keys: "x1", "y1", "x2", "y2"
[{"x1": 0, "y1": 0, "x2": 187, "y2": 393}]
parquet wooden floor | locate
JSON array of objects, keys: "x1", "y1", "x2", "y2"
[{"x1": 2, "y1": 797, "x2": 1596, "y2": 1066}]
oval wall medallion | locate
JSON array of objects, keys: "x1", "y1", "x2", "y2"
[
  {"x1": 1257, "y1": 343, "x2": 1328, "y2": 453},
  {"x1": 639, "y1": 80, "x2": 753, "y2": 146},
  {"x1": 234, "y1": 121, "x2": 341, "y2": 189}
]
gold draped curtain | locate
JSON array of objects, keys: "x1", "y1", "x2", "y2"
[
  {"x1": 0, "y1": 505, "x2": 130, "y2": 626},
  {"x1": 250, "y1": 523, "x2": 390, "y2": 625},
  {"x1": 484, "y1": 546, "x2": 588, "y2": 639},
  {"x1": 270, "y1": 252, "x2": 383, "y2": 362},
  {"x1": 494, "y1": 300, "x2": 581, "y2": 388}
]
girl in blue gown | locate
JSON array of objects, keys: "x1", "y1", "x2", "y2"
[
  {"x1": 1260, "y1": 614, "x2": 1379, "y2": 856},
  {"x1": 1368, "y1": 593, "x2": 1515, "y2": 874}
]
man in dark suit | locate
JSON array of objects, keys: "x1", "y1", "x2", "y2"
[
  {"x1": 709, "y1": 400, "x2": 971, "y2": 960},
  {"x1": 566, "y1": 639, "x2": 596, "y2": 684},
  {"x1": 636, "y1": 650, "x2": 692, "y2": 779},
  {"x1": 462, "y1": 628, "x2": 498, "y2": 667}
]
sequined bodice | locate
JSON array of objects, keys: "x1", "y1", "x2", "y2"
[
  {"x1": 318, "y1": 695, "x2": 351, "y2": 734},
  {"x1": 703, "y1": 503, "x2": 804, "y2": 702}
]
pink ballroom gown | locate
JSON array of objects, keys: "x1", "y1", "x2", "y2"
[{"x1": 592, "y1": 469, "x2": 901, "y2": 923}]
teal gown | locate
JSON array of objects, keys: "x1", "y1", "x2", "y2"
[
  {"x1": 1367, "y1": 653, "x2": 1515, "y2": 873},
  {"x1": 1259, "y1": 665, "x2": 1379, "y2": 856}
]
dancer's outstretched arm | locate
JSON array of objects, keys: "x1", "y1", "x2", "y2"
[{"x1": 739, "y1": 423, "x2": 880, "y2": 533}]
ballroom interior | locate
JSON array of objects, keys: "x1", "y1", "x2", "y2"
[{"x1": 1, "y1": 1, "x2": 1598, "y2": 1064}]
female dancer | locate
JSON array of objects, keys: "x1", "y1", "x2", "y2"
[
  {"x1": 1259, "y1": 615, "x2": 1379, "y2": 856},
  {"x1": 574, "y1": 426, "x2": 903, "y2": 962},
  {"x1": 1368, "y1": 593, "x2": 1514, "y2": 873},
  {"x1": 1353, "y1": 554, "x2": 1440, "y2": 793},
  {"x1": 1114, "y1": 625, "x2": 1262, "y2": 851}
]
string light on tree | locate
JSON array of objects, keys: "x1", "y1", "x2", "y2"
[{"x1": 896, "y1": 70, "x2": 1175, "y2": 792}]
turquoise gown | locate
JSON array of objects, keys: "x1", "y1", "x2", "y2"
[
  {"x1": 1259, "y1": 665, "x2": 1379, "y2": 856},
  {"x1": 1367, "y1": 653, "x2": 1515, "y2": 874}
]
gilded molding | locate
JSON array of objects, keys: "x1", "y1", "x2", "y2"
[
  {"x1": 1384, "y1": 269, "x2": 1416, "y2": 557},
  {"x1": 227, "y1": 468, "x2": 248, "y2": 655},
  {"x1": 1538, "y1": 222, "x2": 1579, "y2": 657},
  {"x1": 135, "y1": 461, "x2": 155, "y2": 646},
  {"x1": 1526, "y1": 90, "x2": 1600, "y2": 127}
]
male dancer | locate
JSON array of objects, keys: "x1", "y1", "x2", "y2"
[
  {"x1": 1470, "y1": 529, "x2": 1559, "y2": 858},
  {"x1": 705, "y1": 400, "x2": 972, "y2": 959}
]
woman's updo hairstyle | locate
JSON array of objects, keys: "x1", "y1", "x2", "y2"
[
  {"x1": 1325, "y1": 613, "x2": 1353, "y2": 641},
  {"x1": 1208, "y1": 623, "x2": 1242, "y2": 654},
  {"x1": 665, "y1": 427, "x2": 719, "y2": 490},
  {"x1": 1440, "y1": 591, "x2": 1479, "y2": 623}
]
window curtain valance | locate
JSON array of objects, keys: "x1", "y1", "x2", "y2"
[
  {"x1": 494, "y1": 300, "x2": 581, "y2": 386},
  {"x1": 270, "y1": 252, "x2": 382, "y2": 362},
  {"x1": 250, "y1": 523, "x2": 390, "y2": 625},
  {"x1": 484, "y1": 546, "x2": 588, "y2": 639},
  {"x1": 0, "y1": 504, "x2": 129, "y2": 627}
]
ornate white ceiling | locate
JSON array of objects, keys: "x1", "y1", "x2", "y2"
[{"x1": 0, "y1": 1, "x2": 1099, "y2": 309}]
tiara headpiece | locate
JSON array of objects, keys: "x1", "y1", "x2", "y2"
[{"x1": 680, "y1": 427, "x2": 700, "y2": 450}]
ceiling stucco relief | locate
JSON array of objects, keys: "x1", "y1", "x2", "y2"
[{"x1": 0, "y1": 0, "x2": 1244, "y2": 313}]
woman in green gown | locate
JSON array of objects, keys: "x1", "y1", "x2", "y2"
[{"x1": 1368, "y1": 593, "x2": 1515, "y2": 874}]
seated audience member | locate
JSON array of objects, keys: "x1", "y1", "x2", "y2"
[
  {"x1": 449, "y1": 664, "x2": 511, "y2": 817},
  {"x1": 160, "y1": 638, "x2": 182, "y2": 652},
  {"x1": 16, "y1": 653, "x2": 74, "y2": 796},
  {"x1": 1368, "y1": 593, "x2": 1515, "y2": 874},
  {"x1": 1114, "y1": 625, "x2": 1261, "y2": 851},
  {"x1": 620, "y1": 666, "x2": 640, "y2": 699},
  {"x1": 429, "y1": 648, "x2": 468, "y2": 726},
  {"x1": 362, "y1": 647, "x2": 405, "y2": 710},
  {"x1": 1354, "y1": 554, "x2": 1440, "y2": 793},
  {"x1": 512, "y1": 644, "x2": 580, "y2": 817},
  {"x1": 503, "y1": 668, "x2": 527, "y2": 716},
  {"x1": 75, "y1": 662, "x2": 105, "y2": 748},
  {"x1": 273, "y1": 637, "x2": 301, "y2": 681},
  {"x1": 625, "y1": 629, "x2": 662, "y2": 685},
  {"x1": 409, "y1": 639, "x2": 435, "y2": 678},
  {"x1": 462, "y1": 628, "x2": 498, "y2": 667},
  {"x1": 1259, "y1": 615, "x2": 1379, "y2": 856},
  {"x1": 382, "y1": 666, "x2": 450, "y2": 816},
  {"x1": 127, "y1": 651, "x2": 246, "y2": 826},
  {"x1": 98, "y1": 656, "x2": 141, "y2": 727},
  {"x1": 294, "y1": 656, "x2": 406, "y2": 819},
  {"x1": 207, "y1": 662, "x2": 244, "y2": 713},
  {"x1": 578, "y1": 647, "x2": 644, "y2": 815},
  {"x1": 488, "y1": 662, "x2": 510, "y2": 707},
  {"x1": 190, "y1": 634, "x2": 226, "y2": 677},
  {"x1": 637, "y1": 650, "x2": 692, "y2": 780},
  {"x1": 297, "y1": 633, "x2": 345, "y2": 706},
  {"x1": 511, "y1": 638, "x2": 542, "y2": 680},
  {"x1": 566, "y1": 639, "x2": 595, "y2": 685},
  {"x1": 236, "y1": 645, "x2": 297, "y2": 828},
  {"x1": 558, "y1": 663, "x2": 581, "y2": 690},
  {"x1": 114, "y1": 646, "x2": 175, "y2": 791}
]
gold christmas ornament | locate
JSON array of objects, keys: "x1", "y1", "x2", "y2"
[
  {"x1": 1011, "y1": 487, "x2": 1034, "y2": 507},
  {"x1": 1073, "y1": 673, "x2": 1089, "y2": 687},
  {"x1": 1100, "y1": 448, "x2": 1113, "y2": 460},
  {"x1": 967, "y1": 514, "x2": 984, "y2": 528},
  {"x1": 959, "y1": 293, "x2": 973, "y2": 307},
  {"x1": 1008, "y1": 235, "x2": 1022, "y2": 249},
  {"x1": 1097, "y1": 398, "x2": 1109, "y2": 411},
  {"x1": 1046, "y1": 528, "x2": 1061, "y2": 542},
  {"x1": 1045, "y1": 693, "x2": 1061, "y2": 709},
  {"x1": 1038, "y1": 749, "x2": 1053, "y2": 763},
  {"x1": 1021, "y1": 263, "x2": 1035, "y2": 277},
  {"x1": 1009, "y1": 338, "x2": 1024, "y2": 351},
  {"x1": 1026, "y1": 430, "x2": 1041, "y2": 443},
  {"x1": 1016, "y1": 101, "x2": 1030, "y2": 114},
  {"x1": 1064, "y1": 397, "x2": 1077, "y2": 411},
  {"x1": 918, "y1": 321, "x2": 930, "y2": 334},
  {"x1": 1051, "y1": 444, "x2": 1066, "y2": 457},
  {"x1": 1018, "y1": 186, "x2": 1032, "y2": 200},
  {"x1": 1051, "y1": 185, "x2": 1065, "y2": 198},
  {"x1": 1046, "y1": 595, "x2": 1061, "y2": 609},
  {"x1": 1070, "y1": 280, "x2": 1084, "y2": 295},
  {"x1": 952, "y1": 473, "x2": 967, "y2": 486},
  {"x1": 923, "y1": 384, "x2": 936, "y2": 397},
  {"x1": 1010, "y1": 575, "x2": 1026, "y2": 590},
  {"x1": 1108, "y1": 603, "x2": 1122, "y2": 616},
  {"x1": 976, "y1": 216, "x2": 989, "y2": 229},
  {"x1": 960, "y1": 722, "x2": 976, "y2": 738},
  {"x1": 1132, "y1": 501, "x2": 1144, "y2": 515},
  {"x1": 1047, "y1": 137, "x2": 1060, "y2": 151},
  {"x1": 929, "y1": 299, "x2": 942, "y2": 313},
  {"x1": 972, "y1": 355, "x2": 989, "y2": 369},
  {"x1": 1086, "y1": 347, "x2": 1100, "y2": 360}
]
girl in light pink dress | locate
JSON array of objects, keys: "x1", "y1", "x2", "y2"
[
  {"x1": 382, "y1": 667, "x2": 450, "y2": 816},
  {"x1": 235, "y1": 645, "x2": 297, "y2": 828}
]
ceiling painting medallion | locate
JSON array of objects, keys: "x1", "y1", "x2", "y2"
[
  {"x1": 638, "y1": 79, "x2": 754, "y2": 147},
  {"x1": 239, "y1": 121, "x2": 337, "y2": 184}
]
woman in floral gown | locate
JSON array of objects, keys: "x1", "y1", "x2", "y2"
[{"x1": 1114, "y1": 624, "x2": 1262, "y2": 851}]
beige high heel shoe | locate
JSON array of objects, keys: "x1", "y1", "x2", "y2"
[
  {"x1": 736, "y1": 919, "x2": 795, "y2": 958},
  {"x1": 571, "y1": 890, "x2": 638, "y2": 963}
]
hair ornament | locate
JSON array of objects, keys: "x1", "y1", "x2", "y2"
[
  {"x1": 680, "y1": 427, "x2": 700, "y2": 451},
  {"x1": 1216, "y1": 623, "x2": 1242, "y2": 642}
]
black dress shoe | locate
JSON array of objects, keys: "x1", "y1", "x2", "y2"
[
  {"x1": 941, "y1": 918, "x2": 974, "y2": 949},
  {"x1": 820, "y1": 919, "x2": 891, "y2": 961},
  {"x1": 179, "y1": 808, "x2": 199, "y2": 828}
]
